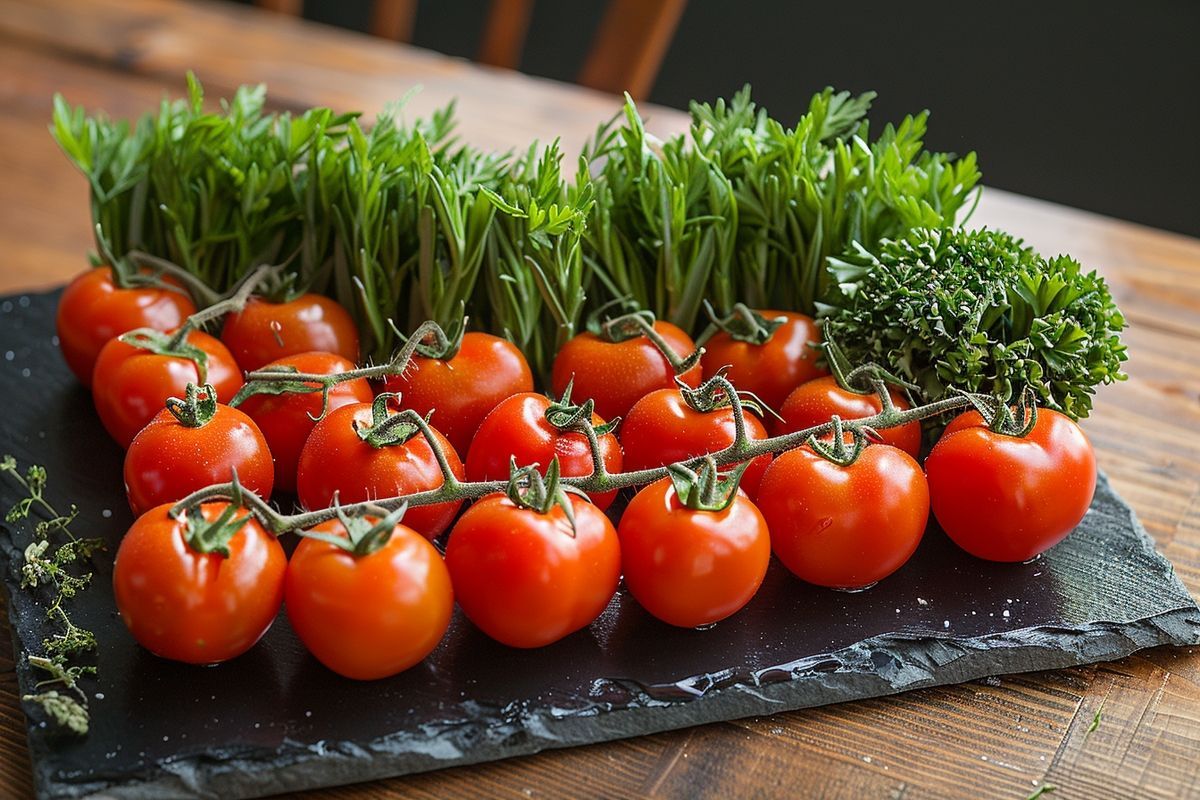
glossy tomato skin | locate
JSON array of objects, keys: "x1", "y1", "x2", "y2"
[
  {"x1": 757, "y1": 444, "x2": 929, "y2": 589},
  {"x1": 700, "y1": 310, "x2": 825, "y2": 413},
  {"x1": 221, "y1": 294, "x2": 360, "y2": 372},
  {"x1": 445, "y1": 494, "x2": 621, "y2": 648},
  {"x1": 56, "y1": 267, "x2": 197, "y2": 387},
  {"x1": 92, "y1": 330, "x2": 243, "y2": 448},
  {"x1": 550, "y1": 322, "x2": 702, "y2": 422},
  {"x1": 619, "y1": 389, "x2": 773, "y2": 499},
  {"x1": 124, "y1": 402, "x2": 274, "y2": 516},
  {"x1": 112, "y1": 502, "x2": 286, "y2": 664},
  {"x1": 775, "y1": 376, "x2": 922, "y2": 458},
  {"x1": 285, "y1": 519, "x2": 454, "y2": 680},
  {"x1": 296, "y1": 403, "x2": 465, "y2": 540},
  {"x1": 464, "y1": 393, "x2": 623, "y2": 510},
  {"x1": 382, "y1": 332, "x2": 534, "y2": 457},
  {"x1": 618, "y1": 477, "x2": 770, "y2": 628},
  {"x1": 237, "y1": 352, "x2": 374, "y2": 493},
  {"x1": 925, "y1": 409, "x2": 1096, "y2": 562}
]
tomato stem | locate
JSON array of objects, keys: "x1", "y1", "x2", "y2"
[{"x1": 164, "y1": 383, "x2": 217, "y2": 428}]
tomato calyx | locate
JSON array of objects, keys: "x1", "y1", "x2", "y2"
[
  {"x1": 165, "y1": 383, "x2": 218, "y2": 428},
  {"x1": 959, "y1": 386, "x2": 1040, "y2": 438},
  {"x1": 545, "y1": 380, "x2": 619, "y2": 436},
  {"x1": 297, "y1": 503, "x2": 408, "y2": 558},
  {"x1": 585, "y1": 298, "x2": 703, "y2": 377},
  {"x1": 805, "y1": 415, "x2": 874, "y2": 466},
  {"x1": 667, "y1": 456, "x2": 749, "y2": 513},
  {"x1": 678, "y1": 369, "x2": 771, "y2": 421},
  {"x1": 392, "y1": 313, "x2": 464, "y2": 361},
  {"x1": 505, "y1": 458, "x2": 581, "y2": 534},
  {"x1": 698, "y1": 302, "x2": 785, "y2": 346},
  {"x1": 117, "y1": 328, "x2": 211, "y2": 383},
  {"x1": 180, "y1": 501, "x2": 250, "y2": 557},
  {"x1": 353, "y1": 392, "x2": 423, "y2": 448},
  {"x1": 823, "y1": 338, "x2": 917, "y2": 398}
]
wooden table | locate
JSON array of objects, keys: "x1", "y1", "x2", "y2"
[{"x1": 2, "y1": 1, "x2": 1198, "y2": 797}]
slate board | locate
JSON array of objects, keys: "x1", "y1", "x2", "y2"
[{"x1": 2, "y1": 288, "x2": 1198, "y2": 800}]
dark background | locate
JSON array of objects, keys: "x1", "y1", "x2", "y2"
[{"x1": 263, "y1": 1, "x2": 1200, "y2": 237}]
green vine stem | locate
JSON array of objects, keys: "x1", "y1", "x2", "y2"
[{"x1": 170, "y1": 384, "x2": 973, "y2": 535}]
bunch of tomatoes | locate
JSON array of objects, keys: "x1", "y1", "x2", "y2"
[{"x1": 58, "y1": 267, "x2": 1099, "y2": 681}]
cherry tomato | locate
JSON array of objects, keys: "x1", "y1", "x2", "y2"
[
  {"x1": 618, "y1": 477, "x2": 770, "y2": 628},
  {"x1": 550, "y1": 321, "x2": 702, "y2": 421},
  {"x1": 112, "y1": 502, "x2": 286, "y2": 664},
  {"x1": 775, "y1": 376, "x2": 922, "y2": 458},
  {"x1": 382, "y1": 332, "x2": 534, "y2": 458},
  {"x1": 57, "y1": 267, "x2": 196, "y2": 387},
  {"x1": 445, "y1": 493, "x2": 620, "y2": 648},
  {"x1": 757, "y1": 443, "x2": 929, "y2": 589},
  {"x1": 92, "y1": 329, "x2": 243, "y2": 448},
  {"x1": 619, "y1": 388, "x2": 773, "y2": 499},
  {"x1": 701, "y1": 309, "x2": 826, "y2": 413},
  {"x1": 221, "y1": 294, "x2": 360, "y2": 372},
  {"x1": 296, "y1": 401, "x2": 465, "y2": 540},
  {"x1": 236, "y1": 352, "x2": 374, "y2": 493},
  {"x1": 124, "y1": 389, "x2": 274, "y2": 517},
  {"x1": 925, "y1": 408, "x2": 1096, "y2": 562},
  {"x1": 465, "y1": 392, "x2": 623, "y2": 510},
  {"x1": 285, "y1": 517, "x2": 454, "y2": 680}
]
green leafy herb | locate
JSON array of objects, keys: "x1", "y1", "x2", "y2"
[
  {"x1": 823, "y1": 228, "x2": 1128, "y2": 418},
  {"x1": 2, "y1": 455, "x2": 103, "y2": 735}
]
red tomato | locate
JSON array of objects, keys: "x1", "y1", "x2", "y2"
[
  {"x1": 775, "y1": 376, "x2": 922, "y2": 458},
  {"x1": 465, "y1": 392, "x2": 623, "y2": 510},
  {"x1": 296, "y1": 402, "x2": 465, "y2": 540},
  {"x1": 619, "y1": 388, "x2": 773, "y2": 499},
  {"x1": 445, "y1": 493, "x2": 620, "y2": 648},
  {"x1": 236, "y1": 352, "x2": 373, "y2": 493},
  {"x1": 112, "y1": 502, "x2": 286, "y2": 664},
  {"x1": 382, "y1": 332, "x2": 534, "y2": 457},
  {"x1": 92, "y1": 329, "x2": 243, "y2": 448},
  {"x1": 285, "y1": 517, "x2": 454, "y2": 680},
  {"x1": 57, "y1": 267, "x2": 196, "y2": 387},
  {"x1": 700, "y1": 309, "x2": 826, "y2": 413},
  {"x1": 618, "y1": 477, "x2": 770, "y2": 628},
  {"x1": 124, "y1": 391, "x2": 274, "y2": 516},
  {"x1": 925, "y1": 408, "x2": 1096, "y2": 562},
  {"x1": 221, "y1": 294, "x2": 360, "y2": 372},
  {"x1": 550, "y1": 321, "x2": 702, "y2": 421},
  {"x1": 757, "y1": 443, "x2": 929, "y2": 589}
]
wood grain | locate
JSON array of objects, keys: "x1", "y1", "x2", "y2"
[{"x1": 1, "y1": 1, "x2": 1198, "y2": 798}]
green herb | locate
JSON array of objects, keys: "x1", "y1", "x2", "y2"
[
  {"x1": 1087, "y1": 705, "x2": 1103, "y2": 734},
  {"x1": 823, "y1": 227, "x2": 1128, "y2": 418},
  {"x1": 1026, "y1": 784, "x2": 1056, "y2": 800},
  {"x1": 2, "y1": 455, "x2": 103, "y2": 735}
]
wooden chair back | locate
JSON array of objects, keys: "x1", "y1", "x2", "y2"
[{"x1": 253, "y1": 0, "x2": 686, "y2": 100}]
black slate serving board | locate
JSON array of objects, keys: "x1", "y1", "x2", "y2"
[{"x1": 2, "y1": 288, "x2": 1198, "y2": 800}]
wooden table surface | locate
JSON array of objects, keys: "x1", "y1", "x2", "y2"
[{"x1": 2, "y1": 1, "x2": 1199, "y2": 798}]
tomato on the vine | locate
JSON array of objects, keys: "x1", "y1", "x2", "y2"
[
  {"x1": 112, "y1": 501, "x2": 286, "y2": 664},
  {"x1": 383, "y1": 331, "x2": 534, "y2": 458},
  {"x1": 445, "y1": 464, "x2": 621, "y2": 648},
  {"x1": 619, "y1": 385, "x2": 773, "y2": 499},
  {"x1": 757, "y1": 437, "x2": 929, "y2": 589},
  {"x1": 296, "y1": 396, "x2": 465, "y2": 540},
  {"x1": 550, "y1": 319, "x2": 701, "y2": 422},
  {"x1": 465, "y1": 390, "x2": 622, "y2": 510},
  {"x1": 618, "y1": 467, "x2": 770, "y2": 628},
  {"x1": 56, "y1": 267, "x2": 197, "y2": 388},
  {"x1": 221, "y1": 294, "x2": 360, "y2": 372},
  {"x1": 124, "y1": 384, "x2": 274, "y2": 516},
  {"x1": 700, "y1": 308, "x2": 825, "y2": 413},
  {"x1": 776, "y1": 376, "x2": 922, "y2": 458},
  {"x1": 285, "y1": 512, "x2": 454, "y2": 680},
  {"x1": 92, "y1": 328, "x2": 243, "y2": 448},
  {"x1": 925, "y1": 405, "x2": 1096, "y2": 562},
  {"x1": 236, "y1": 351, "x2": 373, "y2": 493}
]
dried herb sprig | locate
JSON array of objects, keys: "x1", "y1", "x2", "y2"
[{"x1": 2, "y1": 456, "x2": 104, "y2": 735}]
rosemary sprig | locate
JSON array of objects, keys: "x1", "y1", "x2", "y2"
[{"x1": 2, "y1": 455, "x2": 103, "y2": 735}]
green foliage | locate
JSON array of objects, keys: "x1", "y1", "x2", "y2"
[{"x1": 822, "y1": 228, "x2": 1128, "y2": 418}]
